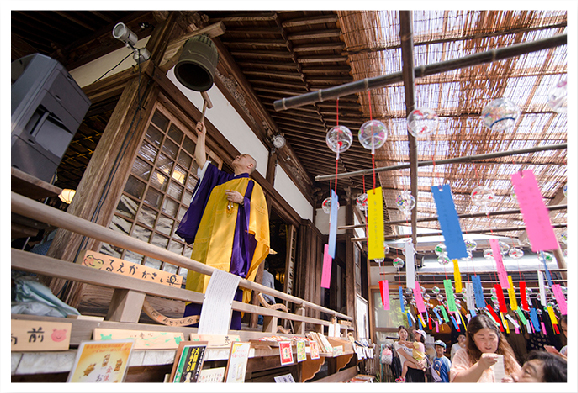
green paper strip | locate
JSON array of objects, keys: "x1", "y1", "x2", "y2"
[
  {"x1": 440, "y1": 305, "x2": 449, "y2": 323},
  {"x1": 515, "y1": 308, "x2": 527, "y2": 325},
  {"x1": 444, "y1": 279, "x2": 457, "y2": 312}
]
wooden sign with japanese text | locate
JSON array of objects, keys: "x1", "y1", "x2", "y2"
[
  {"x1": 93, "y1": 328, "x2": 184, "y2": 350},
  {"x1": 189, "y1": 334, "x2": 240, "y2": 347},
  {"x1": 11, "y1": 319, "x2": 72, "y2": 351},
  {"x1": 76, "y1": 250, "x2": 182, "y2": 287}
]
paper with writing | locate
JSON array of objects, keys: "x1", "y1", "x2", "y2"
[
  {"x1": 500, "y1": 312, "x2": 510, "y2": 334},
  {"x1": 465, "y1": 282, "x2": 475, "y2": 311},
  {"x1": 489, "y1": 239, "x2": 510, "y2": 288},
  {"x1": 507, "y1": 276, "x2": 518, "y2": 311},
  {"x1": 443, "y1": 279, "x2": 457, "y2": 312},
  {"x1": 494, "y1": 284, "x2": 508, "y2": 313},
  {"x1": 493, "y1": 354, "x2": 506, "y2": 382},
  {"x1": 367, "y1": 187, "x2": 384, "y2": 261},
  {"x1": 537, "y1": 270, "x2": 547, "y2": 307},
  {"x1": 510, "y1": 170, "x2": 559, "y2": 251},
  {"x1": 551, "y1": 284, "x2": 567, "y2": 314},
  {"x1": 413, "y1": 282, "x2": 426, "y2": 313},
  {"x1": 328, "y1": 190, "x2": 338, "y2": 258},
  {"x1": 539, "y1": 251, "x2": 554, "y2": 287},
  {"x1": 321, "y1": 244, "x2": 332, "y2": 288},
  {"x1": 431, "y1": 185, "x2": 468, "y2": 259},
  {"x1": 529, "y1": 308, "x2": 541, "y2": 332},
  {"x1": 198, "y1": 269, "x2": 241, "y2": 335},
  {"x1": 520, "y1": 281, "x2": 529, "y2": 311},
  {"x1": 379, "y1": 280, "x2": 390, "y2": 310},
  {"x1": 472, "y1": 275, "x2": 486, "y2": 309},
  {"x1": 546, "y1": 306, "x2": 558, "y2": 324},
  {"x1": 399, "y1": 286, "x2": 405, "y2": 313},
  {"x1": 440, "y1": 305, "x2": 449, "y2": 323},
  {"x1": 452, "y1": 259, "x2": 463, "y2": 293},
  {"x1": 405, "y1": 241, "x2": 416, "y2": 289},
  {"x1": 225, "y1": 342, "x2": 251, "y2": 383}
]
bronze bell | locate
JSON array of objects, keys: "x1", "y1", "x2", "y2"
[{"x1": 174, "y1": 34, "x2": 219, "y2": 92}]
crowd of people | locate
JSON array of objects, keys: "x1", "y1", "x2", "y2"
[{"x1": 385, "y1": 313, "x2": 567, "y2": 383}]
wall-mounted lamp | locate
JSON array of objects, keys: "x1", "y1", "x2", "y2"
[
  {"x1": 58, "y1": 189, "x2": 76, "y2": 204},
  {"x1": 113, "y1": 22, "x2": 151, "y2": 65}
]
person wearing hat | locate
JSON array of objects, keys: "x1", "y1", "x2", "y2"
[
  {"x1": 396, "y1": 329, "x2": 427, "y2": 382},
  {"x1": 432, "y1": 340, "x2": 452, "y2": 382}
]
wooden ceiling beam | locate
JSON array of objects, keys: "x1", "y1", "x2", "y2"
[
  {"x1": 293, "y1": 43, "x2": 346, "y2": 52},
  {"x1": 236, "y1": 60, "x2": 300, "y2": 69},
  {"x1": 288, "y1": 29, "x2": 342, "y2": 40},
  {"x1": 221, "y1": 38, "x2": 288, "y2": 47},
  {"x1": 229, "y1": 50, "x2": 294, "y2": 58},
  {"x1": 209, "y1": 12, "x2": 278, "y2": 22},
  {"x1": 243, "y1": 69, "x2": 304, "y2": 80},
  {"x1": 297, "y1": 55, "x2": 348, "y2": 63},
  {"x1": 247, "y1": 78, "x2": 308, "y2": 89},
  {"x1": 282, "y1": 14, "x2": 339, "y2": 28}
]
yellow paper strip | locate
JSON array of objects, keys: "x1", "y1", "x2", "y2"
[
  {"x1": 458, "y1": 312, "x2": 467, "y2": 331},
  {"x1": 452, "y1": 259, "x2": 462, "y2": 293},
  {"x1": 507, "y1": 276, "x2": 518, "y2": 311},
  {"x1": 500, "y1": 312, "x2": 510, "y2": 334},
  {"x1": 367, "y1": 187, "x2": 384, "y2": 261},
  {"x1": 546, "y1": 306, "x2": 558, "y2": 324}
]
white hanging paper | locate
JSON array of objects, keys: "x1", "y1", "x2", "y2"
[
  {"x1": 465, "y1": 282, "x2": 475, "y2": 311},
  {"x1": 405, "y1": 241, "x2": 416, "y2": 289},
  {"x1": 198, "y1": 270, "x2": 241, "y2": 335},
  {"x1": 537, "y1": 270, "x2": 547, "y2": 308}
]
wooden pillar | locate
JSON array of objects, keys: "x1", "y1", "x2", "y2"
[
  {"x1": 344, "y1": 187, "x2": 356, "y2": 331},
  {"x1": 45, "y1": 13, "x2": 181, "y2": 307},
  {"x1": 106, "y1": 289, "x2": 146, "y2": 323},
  {"x1": 249, "y1": 150, "x2": 277, "y2": 328}
]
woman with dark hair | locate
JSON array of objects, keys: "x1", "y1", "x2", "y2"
[
  {"x1": 450, "y1": 313, "x2": 521, "y2": 382},
  {"x1": 545, "y1": 314, "x2": 567, "y2": 360},
  {"x1": 394, "y1": 326, "x2": 427, "y2": 382}
]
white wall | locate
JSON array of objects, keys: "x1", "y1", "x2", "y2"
[
  {"x1": 69, "y1": 37, "x2": 151, "y2": 88},
  {"x1": 315, "y1": 206, "x2": 347, "y2": 235},
  {"x1": 68, "y1": 40, "x2": 314, "y2": 220},
  {"x1": 274, "y1": 165, "x2": 314, "y2": 221}
]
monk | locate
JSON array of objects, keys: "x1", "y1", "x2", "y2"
[{"x1": 176, "y1": 121, "x2": 270, "y2": 330}]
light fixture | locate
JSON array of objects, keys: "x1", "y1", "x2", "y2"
[
  {"x1": 271, "y1": 134, "x2": 286, "y2": 149},
  {"x1": 59, "y1": 189, "x2": 76, "y2": 204},
  {"x1": 113, "y1": 22, "x2": 151, "y2": 65}
]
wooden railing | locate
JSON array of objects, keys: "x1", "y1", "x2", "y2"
[{"x1": 11, "y1": 191, "x2": 352, "y2": 336}]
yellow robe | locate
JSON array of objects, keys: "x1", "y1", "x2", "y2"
[{"x1": 185, "y1": 177, "x2": 269, "y2": 304}]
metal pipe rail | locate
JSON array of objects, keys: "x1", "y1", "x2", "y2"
[{"x1": 11, "y1": 191, "x2": 351, "y2": 321}]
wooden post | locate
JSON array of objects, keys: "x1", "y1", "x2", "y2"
[
  {"x1": 262, "y1": 315, "x2": 278, "y2": 333},
  {"x1": 106, "y1": 289, "x2": 146, "y2": 323},
  {"x1": 293, "y1": 306, "x2": 306, "y2": 335}
]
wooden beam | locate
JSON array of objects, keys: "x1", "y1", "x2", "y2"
[
  {"x1": 288, "y1": 29, "x2": 342, "y2": 40},
  {"x1": 274, "y1": 34, "x2": 567, "y2": 111},
  {"x1": 316, "y1": 143, "x2": 567, "y2": 182},
  {"x1": 282, "y1": 14, "x2": 339, "y2": 28}
]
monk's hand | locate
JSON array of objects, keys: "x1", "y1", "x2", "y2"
[
  {"x1": 196, "y1": 122, "x2": 206, "y2": 135},
  {"x1": 225, "y1": 190, "x2": 244, "y2": 205}
]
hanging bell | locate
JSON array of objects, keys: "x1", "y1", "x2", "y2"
[{"x1": 174, "y1": 34, "x2": 219, "y2": 92}]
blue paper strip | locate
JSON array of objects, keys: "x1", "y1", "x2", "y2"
[
  {"x1": 433, "y1": 308, "x2": 442, "y2": 323},
  {"x1": 431, "y1": 185, "x2": 468, "y2": 259},
  {"x1": 407, "y1": 312, "x2": 412, "y2": 327},
  {"x1": 472, "y1": 275, "x2": 486, "y2": 309},
  {"x1": 399, "y1": 286, "x2": 405, "y2": 313},
  {"x1": 328, "y1": 189, "x2": 338, "y2": 258},
  {"x1": 530, "y1": 308, "x2": 541, "y2": 332},
  {"x1": 451, "y1": 315, "x2": 458, "y2": 330},
  {"x1": 540, "y1": 251, "x2": 553, "y2": 287},
  {"x1": 470, "y1": 308, "x2": 477, "y2": 317}
]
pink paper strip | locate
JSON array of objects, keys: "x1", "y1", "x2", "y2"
[
  {"x1": 435, "y1": 321, "x2": 439, "y2": 333},
  {"x1": 489, "y1": 239, "x2": 510, "y2": 287},
  {"x1": 515, "y1": 326, "x2": 520, "y2": 335},
  {"x1": 320, "y1": 244, "x2": 332, "y2": 288},
  {"x1": 413, "y1": 282, "x2": 427, "y2": 313},
  {"x1": 380, "y1": 280, "x2": 390, "y2": 310},
  {"x1": 551, "y1": 284, "x2": 567, "y2": 315},
  {"x1": 541, "y1": 322, "x2": 547, "y2": 334},
  {"x1": 511, "y1": 171, "x2": 559, "y2": 251}
]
